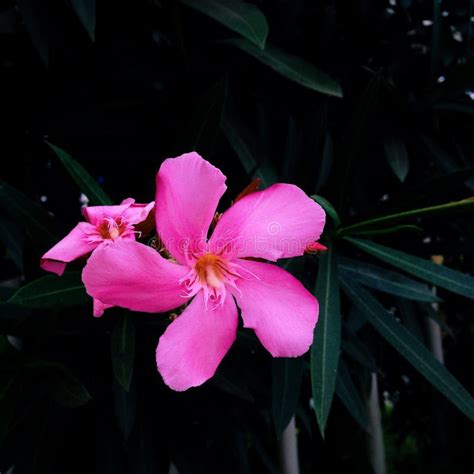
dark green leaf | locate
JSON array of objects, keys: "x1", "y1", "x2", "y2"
[
  {"x1": 397, "y1": 298, "x2": 425, "y2": 342},
  {"x1": 51, "y1": 368, "x2": 92, "y2": 407},
  {"x1": 338, "y1": 257, "x2": 439, "y2": 302},
  {"x1": 111, "y1": 314, "x2": 135, "y2": 392},
  {"x1": 211, "y1": 373, "x2": 254, "y2": 403},
  {"x1": 180, "y1": 77, "x2": 228, "y2": 157},
  {"x1": 29, "y1": 361, "x2": 92, "y2": 407},
  {"x1": 383, "y1": 136, "x2": 409, "y2": 182},
  {"x1": 17, "y1": 0, "x2": 49, "y2": 66},
  {"x1": 314, "y1": 131, "x2": 333, "y2": 192},
  {"x1": 0, "y1": 179, "x2": 59, "y2": 245},
  {"x1": 311, "y1": 247, "x2": 341, "y2": 436},
  {"x1": 339, "y1": 198, "x2": 474, "y2": 235},
  {"x1": 46, "y1": 141, "x2": 113, "y2": 206},
  {"x1": 342, "y1": 336, "x2": 376, "y2": 371},
  {"x1": 345, "y1": 238, "x2": 474, "y2": 300},
  {"x1": 70, "y1": 0, "x2": 95, "y2": 41},
  {"x1": 224, "y1": 38, "x2": 343, "y2": 97},
  {"x1": 182, "y1": 0, "x2": 268, "y2": 49},
  {"x1": 0, "y1": 218, "x2": 24, "y2": 272},
  {"x1": 113, "y1": 380, "x2": 136, "y2": 440},
  {"x1": 340, "y1": 278, "x2": 474, "y2": 420},
  {"x1": 9, "y1": 272, "x2": 89, "y2": 308},
  {"x1": 311, "y1": 195, "x2": 341, "y2": 228},
  {"x1": 221, "y1": 115, "x2": 277, "y2": 187},
  {"x1": 335, "y1": 360, "x2": 368, "y2": 431},
  {"x1": 271, "y1": 357, "x2": 304, "y2": 438},
  {"x1": 345, "y1": 224, "x2": 423, "y2": 237}
]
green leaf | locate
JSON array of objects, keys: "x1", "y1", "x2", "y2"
[
  {"x1": 113, "y1": 380, "x2": 136, "y2": 440},
  {"x1": 211, "y1": 373, "x2": 254, "y2": 403},
  {"x1": 345, "y1": 238, "x2": 474, "y2": 300},
  {"x1": 271, "y1": 357, "x2": 304, "y2": 438},
  {"x1": 310, "y1": 247, "x2": 341, "y2": 436},
  {"x1": 111, "y1": 314, "x2": 135, "y2": 392},
  {"x1": 181, "y1": 0, "x2": 268, "y2": 49},
  {"x1": 339, "y1": 198, "x2": 474, "y2": 235},
  {"x1": 17, "y1": 0, "x2": 49, "y2": 66},
  {"x1": 311, "y1": 195, "x2": 341, "y2": 228},
  {"x1": 340, "y1": 278, "x2": 474, "y2": 420},
  {"x1": 29, "y1": 361, "x2": 92, "y2": 407},
  {"x1": 342, "y1": 336, "x2": 376, "y2": 371},
  {"x1": 180, "y1": 76, "x2": 228, "y2": 157},
  {"x1": 335, "y1": 360, "x2": 368, "y2": 431},
  {"x1": 70, "y1": 0, "x2": 95, "y2": 41},
  {"x1": 224, "y1": 38, "x2": 343, "y2": 97},
  {"x1": 9, "y1": 272, "x2": 89, "y2": 308},
  {"x1": 46, "y1": 141, "x2": 113, "y2": 206},
  {"x1": 221, "y1": 115, "x2": 277, "y2": 187},
  {"x1": 383, "y1": 136, "x2": 409, "y2": 182},
  {"x1": 50, "y1": 366, "x2": 92, "y2": 407},
  {"x1": 0, "y1": 218, "x2": 24, "y2": 272},
  {"x1": 338, "y1": 257, "x2": 439, "y2": 302},
  {"x1": 0, "y1": 179, "x2": 59, "y2": 245},
  {"x1": 345, "y1": 224, "x2": 422, "y2": 237}
]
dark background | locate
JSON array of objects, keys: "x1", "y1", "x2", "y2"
[{"x1": 0, "y1": 0, "x2": 473, "y2": 473}]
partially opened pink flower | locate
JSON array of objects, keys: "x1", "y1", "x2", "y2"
[
  {"x1": 82, "y1": 153, "x2": 326, "y2": 390},
  {"x1": 41, "y1": 198, "x2": 154, "y2": 316}
]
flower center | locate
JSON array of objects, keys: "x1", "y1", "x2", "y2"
[
  {"x1": 194, "y1": 253, "x2": 227, "y2": 289},
  {"x1": 178, "y1": 252, "x2": 244, "y2": 308},
  {"x1": 97, "y1": 217, "x2": 129, "y2": 240}
]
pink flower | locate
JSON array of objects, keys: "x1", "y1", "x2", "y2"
[
  {"x1": 41, "y1": 198, "x2": 154, "y2": 316},
  {"x1": 82, "y1": 153, "x2": 326, "y2": 390}
]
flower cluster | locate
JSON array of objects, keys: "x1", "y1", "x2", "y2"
[{"x1": 41, "y1": 153, "x2": 326, "y2": 391}]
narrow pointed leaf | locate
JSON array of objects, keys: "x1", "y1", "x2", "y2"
[
  {"x1": 345, "y1": 238, "x2": 474, "y2": 300},
  {"x1": 29, "y1": 361, "x2": 92, "y2": 407},
  {"x1": 335, "y1": 360, "x2": 368, "y2": 431},
  {"x1": 182, "y1": 0, "x2": 268, "y2": 49},
  {"x1": 113, "y1": 380, "x2": 136, "y2": 440},
  {"x1": 51, "y1": 367, "x2": 92, "y2": 407},
  {"x1": 181, "y1": 77, "x2": 228, "y2": 157},
  {"x1": 310, "y1": 247, "x2": 341, "y2": 436},
  {"x1": 340, "y1": 278, "x2": 474, "y2": 420},
  {"x1": 342, "y1": 337, "x2": 376, "y2": 371},
  {"x1": 272, "y1": 357, "x2": 304, "y2": 438},
  {"x1": 311, "y1": 195, "x2": 341, "y2": 228},
  {"x1": 339, "y1": 198, "x2": 474, "y2": 235},
  {"x1": 70, "y1": 0, "x2": 95, "y2": 41},
  {"x1": 221, "y1": 115, "x2": 277, "y2": 187},
  {"x1": 384, "y1": 137, "x2": 409, "y2": 182},
  {"x1": 346, "y1": 224, "x2": 422, "y2": 237},
  {"x1": 0, "y1": 179, "x2": 59, "y2": 245},
  {"x1": 111, "y1": 314, "x2": 135, "y2": 392},
  {"x1": 46, "y1": 141, "x2": 113, "y2": 206},
  {"x1": 225, "y1": 38, "x2": 343, "y2": 97},
  {"x1": 9, "y1": 272, "x2": 88, "y2": 308},
  {"x1": 338, "y1": 257, "x2": 439, "y2": 302},
  {"x1": 0, "y1": 218, "x2": 24, "y2": 272}
]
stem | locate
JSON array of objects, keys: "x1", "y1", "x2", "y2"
[
  {"x1": 366, "y1": 373, "x2": 386, "y2": 474},
  {"x1": 278, "y1": 416, "x2": 299, "y2": 474}
]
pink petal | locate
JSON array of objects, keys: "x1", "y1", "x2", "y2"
[
  {"x1": 82, "y1": 200, "x2": 135, "y2": 225},
  {"x1": 40, "y1": 222, "x2": 98, "y2": 276},
  {"x1": 93, "y1": 298, "x2": 113, "y2": 317},
  {"x1": 210, "y1": 184, "x2": 325, "y2": 261},
  {"x1": 155, "y1": 152, "x2": 227, "y2": 263},
  {"x1": 82, "y1": 240, "x2": 191, "y2": 313},
  {"x1": 156, "y1": 292, "x2": 238, "y2": 391},
  {"x1": 121, "y1": 201, "x2": 155, "y2": 225},
  {"x1": 233, "y1": 259, "x2": 318, "y2": 357}
]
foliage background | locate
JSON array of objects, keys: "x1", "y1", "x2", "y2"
[{"x1": 0, "y1": 0, "x2": 473, "y2": 473}]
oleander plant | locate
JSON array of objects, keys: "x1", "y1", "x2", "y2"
[{"x1": 0, "y1": 1, "x2": 473, "y2": 473}]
